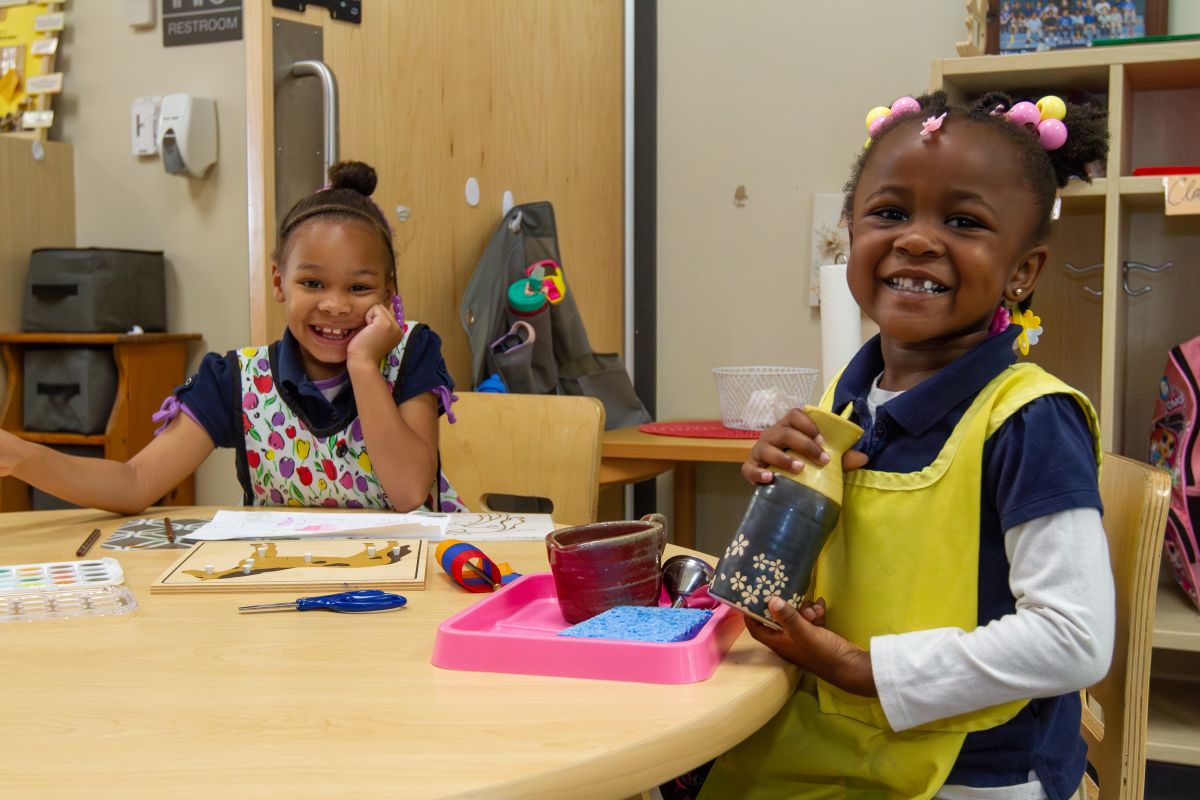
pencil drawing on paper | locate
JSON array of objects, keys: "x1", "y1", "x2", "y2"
[{"x1": 442, "y1": 513, "x2": 548, "y2": 534}]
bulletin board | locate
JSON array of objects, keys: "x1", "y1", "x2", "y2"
[{"x1": 0, "y1": 2, "x2": 59, "y2": 131}]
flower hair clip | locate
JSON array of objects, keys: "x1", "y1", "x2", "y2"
[
  {"x1": 1003, "y1": 95, "x2": 1068, "y2": 151},
  {"x1": 1012, "y1": 307, "x2": 1043, "y2": 356},
  {"x1": 920, "y1": 112, "x2": 948, "y2": 137}
]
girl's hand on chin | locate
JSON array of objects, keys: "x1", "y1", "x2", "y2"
[{"x1": 346, "y1": 303, "x2": 403, "y2": 369}]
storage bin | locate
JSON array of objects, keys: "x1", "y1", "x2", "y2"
[
  {"x1": 22, "y1": 248, "x2": 166, "y2": 332},
  {"x1": 22, "y1": 348, "x2": 118, "y2": 434}
]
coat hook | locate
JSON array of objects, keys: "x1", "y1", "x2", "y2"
[
  {"x1": 1122, "y1": 260, "x2": 1174, "y2": 297},
  {"x1": 1065, "y1": 261, "x2": 1103, "y2": 297}
]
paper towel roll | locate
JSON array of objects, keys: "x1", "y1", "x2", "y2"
[{"x1": 819, "y1": 263, "x2": 861, "y2": 390}]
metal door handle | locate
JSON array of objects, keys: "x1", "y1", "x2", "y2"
[{"x1": 289, "y1": 59, "x2": 339, "y2": 176}]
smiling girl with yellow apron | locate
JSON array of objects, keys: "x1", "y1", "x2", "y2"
[{"x1": 698, "y1": 363, "x2": 1100, "y2": 800}]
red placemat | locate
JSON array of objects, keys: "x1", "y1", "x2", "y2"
[
  {"x1": 639, "y1": 420, "x2": 759, "y2": 439},
  {"x1": 1131, "y1": 166, "x2": 1200, "y2": 176}
]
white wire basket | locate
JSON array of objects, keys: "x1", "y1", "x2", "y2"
[{"x1": 712, "y1": 366, "x2": 819, "y2": 431}]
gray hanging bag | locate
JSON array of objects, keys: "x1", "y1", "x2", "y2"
[{"x1": 460, "y1": 201, "x2": 651, "y2": 429}]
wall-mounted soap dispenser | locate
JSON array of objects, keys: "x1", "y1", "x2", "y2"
[{"x1": 157, "y1": 94, "x2": 217, "y2": 177}]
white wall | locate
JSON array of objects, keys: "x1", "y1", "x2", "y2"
[{"x1": 57, "y1": 5, "x2": 248, "y2": 505}]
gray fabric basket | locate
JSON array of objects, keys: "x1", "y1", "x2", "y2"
[
  {"x1": 23, "y1": 248, "x2": 166, "y2": 332},
  {"x1": 23, "y1": 348, "x2": 118, "y2": 434}
]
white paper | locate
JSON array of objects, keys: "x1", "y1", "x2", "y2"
[
  {"x1": 183, "y1": 511, "x2": 557, "y2": 542},
  {"x1": 184, "y1": 511, "x2": 449, "y2": 542},
  {"x1": 819, "y1": 263, "x2": 862, "y2": 390},
  {"x1": 431, "y1": 512, "x2": 557, "y2": 541}
]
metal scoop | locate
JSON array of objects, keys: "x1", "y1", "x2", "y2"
[{"x1": 661, "y1": 554, "x2": 716, "y2": 609}]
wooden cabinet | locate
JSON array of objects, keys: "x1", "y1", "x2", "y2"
[
  {"x1": 0, "y1": 332, "x2": 201, "y2": 511},
  {"x1": 933, "y1": 41, "x2": 1200, "y2": 769}
]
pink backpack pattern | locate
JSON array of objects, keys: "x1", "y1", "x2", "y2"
[{"x1": 1149, "y1": 335, "x2": 1200, "y2": 611}]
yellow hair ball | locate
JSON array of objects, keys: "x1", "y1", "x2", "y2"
[
  {"x1": 1036, "y1": 95, "x2": 1066, "y2": 121},
  {"x1": 865, "y1": 106, "x2": 891, "y2": 131}
]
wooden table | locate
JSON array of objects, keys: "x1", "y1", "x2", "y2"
[
  {"x1": 601, "y1": 425, "x2": 755, "y2": 550},
  {"x1": 1, "y1": 507, "x2": 796, "y2": 800}
]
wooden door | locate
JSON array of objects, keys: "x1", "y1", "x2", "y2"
[{"x1": 245, "y1": 0, "x2": 625, "y2": 387}]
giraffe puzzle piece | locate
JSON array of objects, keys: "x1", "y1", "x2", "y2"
[{"x1": 183, "y1": 541, "x2": 414, "y2": 581}]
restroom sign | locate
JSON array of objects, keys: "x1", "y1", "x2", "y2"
[{"x1": 162, "y1": 0, "x2": 243, "y2": 47}]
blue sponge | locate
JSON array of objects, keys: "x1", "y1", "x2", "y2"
[{"x1": 557, "y1": 606, "x2": 713, "y2": 643}]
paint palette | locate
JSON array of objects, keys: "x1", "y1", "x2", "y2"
[
  {"x1": 0, "y1": 586, "x2": 138, "y2": 623},
  {"x1": 0, "y1": 558, "x2": 125, "y2": 593},
  {"x1": 0, "y1": 559, "x2": 135, "y2": 622}
]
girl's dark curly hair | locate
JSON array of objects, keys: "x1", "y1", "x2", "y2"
[
  {"x1": 274, "y1": 161, "x2": 396, "y2": 288},
  {"x1": 841, "y1": 90, "x2": 1108, "y2": 241}
]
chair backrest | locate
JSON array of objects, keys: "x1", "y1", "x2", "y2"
[
  {"x1": 1082, "y1": 453, "x2": 1171, "y2": 799},
  {"x1": 440, "y1": 392, "x2": 605, "y2": 527}
]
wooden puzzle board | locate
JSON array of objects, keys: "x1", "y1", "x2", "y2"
[{"x1": 150, "y1": 539, "x2": 428, "y2": 594}]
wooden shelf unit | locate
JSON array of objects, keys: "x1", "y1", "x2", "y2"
[
  {"x1": 0, "y1": 332, "x2": 202, "y2": 511},
  {"x1": 934, "y1": 42, "x2": 1200, "y2": 772}
]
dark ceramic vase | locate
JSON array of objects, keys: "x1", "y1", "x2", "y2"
[{"x1": 709, "y1": 405, "x2": 863, "y2": 629}]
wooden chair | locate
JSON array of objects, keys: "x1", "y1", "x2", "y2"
[
  {"x1": 1082, "y1": 453, "x2": 1171, "y2": 799},
  {"x1": 439, "y1": 392, "x2": 605, "y2": 527}
]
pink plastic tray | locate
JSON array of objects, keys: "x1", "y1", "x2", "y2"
[{"x1": 431, "y1": 572, "x2": 744, "y2": 684}]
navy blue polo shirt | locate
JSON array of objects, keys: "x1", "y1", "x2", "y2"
[
  {"x1": 831, "y1": 325, "x2": 1101, "y2": 798},
  {"x1": 175, "y1": 325, "x2": 454, "y2": 449}
]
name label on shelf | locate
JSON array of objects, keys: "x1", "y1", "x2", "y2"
[{"x1": 1164, "y1": 176, "x2": 1200, "y2": 216}]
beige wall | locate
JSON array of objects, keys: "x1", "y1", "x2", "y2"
[
  {"x1": 56, "y1": 5, "x2": 248, "y2": 505},
  {"x1": 657, "y1": 2, "x2": 1200, "y2": 555},
  {"x1": 656, "y1": 1, "x2": 976, "y2": 554}
]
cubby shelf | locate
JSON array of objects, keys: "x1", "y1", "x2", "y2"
[
  {"x1": 0, "y1": 331, "x2": 201, "y2": 511},
  {"x1": 1154, "y1": 582, "x2": 1200, "y2": 652},
  {"x1": 934, "y1": 41, "x2": 1200, "y2": 771},
  {"x1": 1148, "y1": 677, "x2": 1200, "y2": 766}
]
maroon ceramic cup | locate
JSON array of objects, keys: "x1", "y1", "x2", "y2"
[{"x1": 545, "y1": 513, "x2": 668, "y2": 624}]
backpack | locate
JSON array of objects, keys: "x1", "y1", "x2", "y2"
[
  {"x1": 459, "y1": 201, "x2": 651, "y2": 430},
  {"x1": 1149, "y1": 335, "x2": 1200, "y2": 611}
]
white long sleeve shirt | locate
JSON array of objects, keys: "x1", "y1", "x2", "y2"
[{"x1": 862, "y1": 380, "x2": 1114, "y2": 800}]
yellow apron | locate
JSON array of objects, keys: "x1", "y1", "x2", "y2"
[{"x1": 699, "y1": 363, "x2": 1100, "y2": 800}]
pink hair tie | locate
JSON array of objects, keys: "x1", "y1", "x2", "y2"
[
  {"x1": 988, "y1": 305, "x2": 1011, "y2": 338},
  {"x1": 391, "y1": 294, "x2": 405, "y2": 327},
  {"x1": 1006, "y1": 95, "x2": 1069, "y2": 151}
]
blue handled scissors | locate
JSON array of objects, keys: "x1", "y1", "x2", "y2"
[{"x1": 237, "y1": 589, "x2": 407, "y2": 614}]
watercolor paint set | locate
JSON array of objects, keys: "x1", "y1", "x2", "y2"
[
  {"x1": 0, "y1": 558, "x2": 137, "y2": 623},
  {"x1": 0, "y1": 557, "x2": 124, "y2": 592}
]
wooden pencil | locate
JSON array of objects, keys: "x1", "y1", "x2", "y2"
[
  {"x1": 163, "y1": 517, "x2": 175, "y2": 544},
  {"x1": 76, "y1": 528, "x2": 101, "y2": 557}
]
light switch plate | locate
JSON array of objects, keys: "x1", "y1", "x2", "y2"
[
  {"x1": 128, "y1": 0, "x2": 155, "y2": 28},
  {"x1": 131, "y1": 95, "x2": 160, "y2": 156}
]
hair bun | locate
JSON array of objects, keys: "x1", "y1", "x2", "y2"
[{"x1": 326, "y1": 161, "x2": 378, "y2": 197}]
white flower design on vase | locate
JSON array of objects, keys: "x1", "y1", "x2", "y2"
[
  {"x1": 730, "y1": 571, "x2": 748, "y2": 592},
  {"x1": 726, "y1": 533, "x2": 749, "y2": 558}
]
